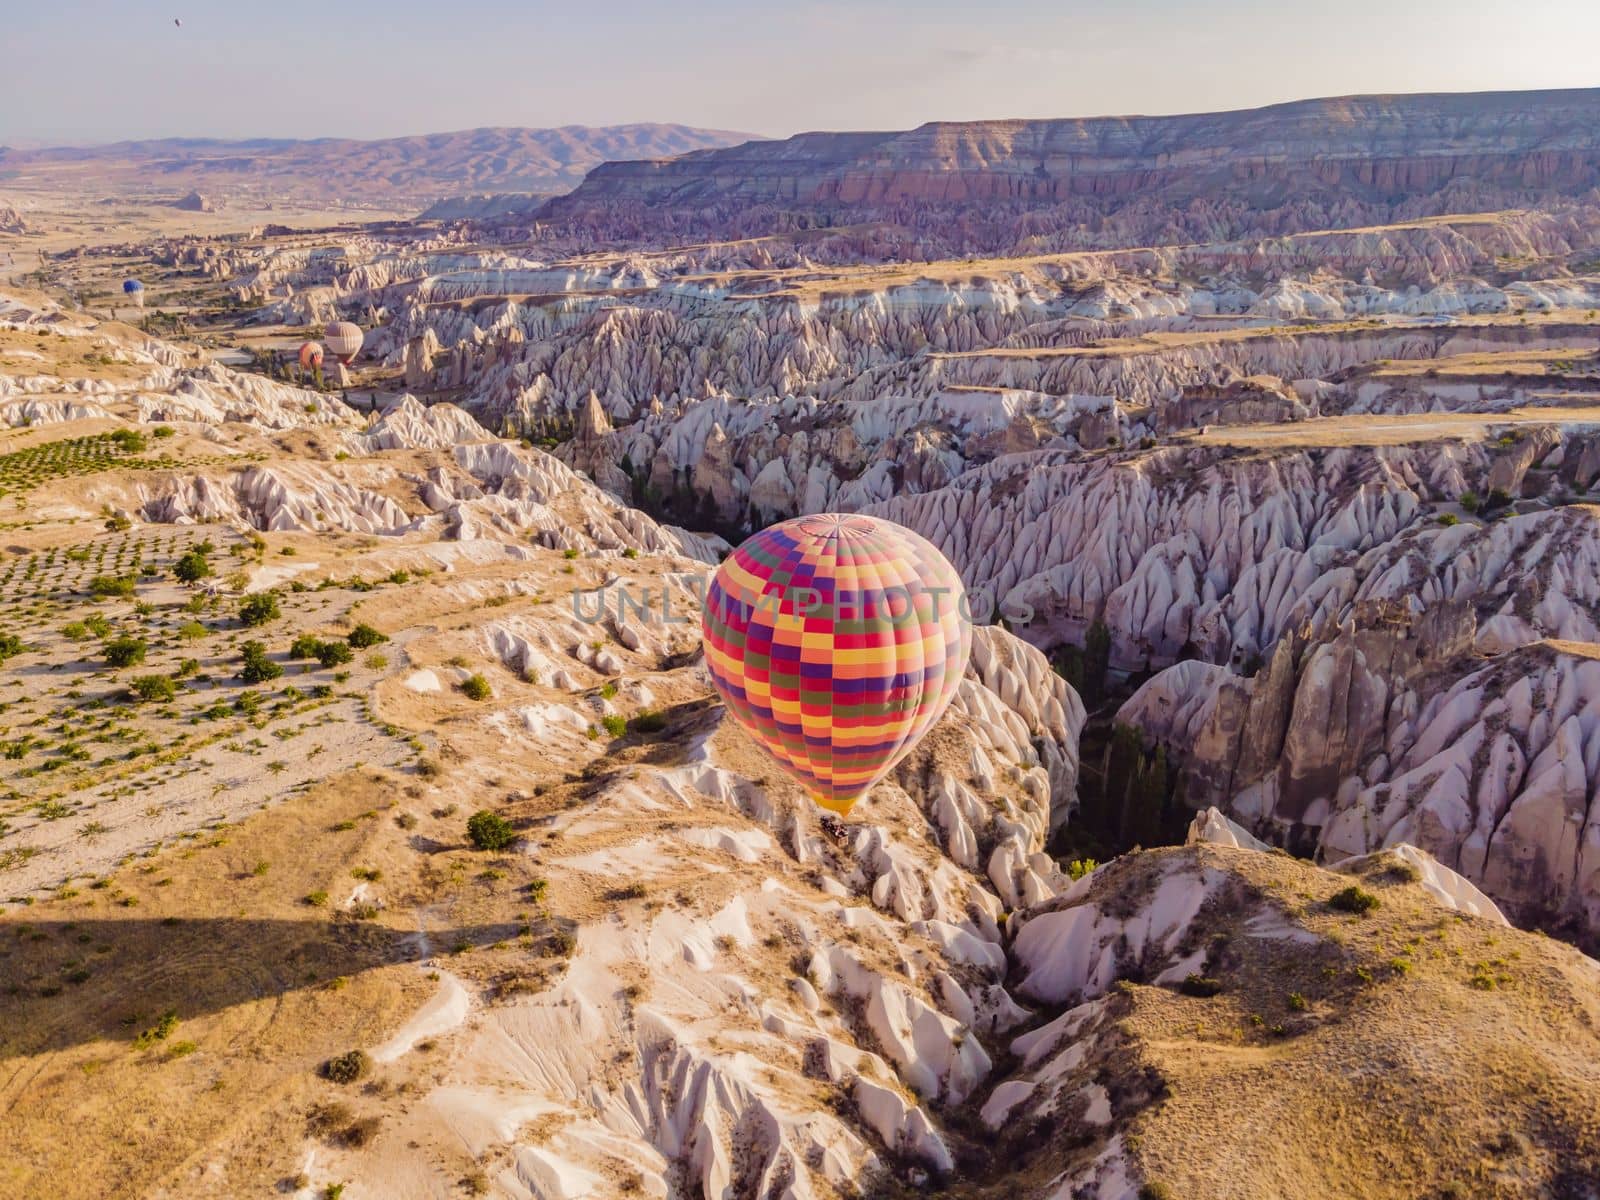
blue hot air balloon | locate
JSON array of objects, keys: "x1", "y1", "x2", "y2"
[{"x1": 123, "y1": 279, "x2": 145, "y2": 310}]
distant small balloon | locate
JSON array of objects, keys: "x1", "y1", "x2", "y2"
[
  {"x1": 174, "y1": 17, "x2": 182, "y2": 27},
  {"x1": 123, "y1": 279, "x2": 145, "y2": 309},
  {"x1": 298, "y1": 341, "x2": 325, "y2": 370},
  {"x1": 323, "y1": 321, "x2": 363, "y2": 366}
]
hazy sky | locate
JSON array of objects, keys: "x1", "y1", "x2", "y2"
[{"x1": 4, "y1": 0, "x2": 1599, "y2": 145}]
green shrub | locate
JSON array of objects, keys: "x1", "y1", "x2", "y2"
[
  {"x1": 347, "y1": 623, "x2": 387, "y2": 649},
  {"x1": 466, "y1": 810, "x2": 514, "y2": 851},
  {"x1": 178, "y1": 620, "x2": 207, "y2": 641},
  {"x1": 173, "y1": 549, "x2": 211, "y2": 584},
  {"x1": 290, "y1": 634, "x2": 324, "y2": 660},
  {"x1": 103, "y1": 636, "x2": 147, "y2": 669},
  {"x1": 1065, "y1": 857, "x2": 1098, "y2": 881},
  {"x1": 0, "y1": 633, "x2": 22, "y2": 662},
  {"x1": 460, "y1": 674, "x2": 492, "y2": 701},
  {"x1": 321, "y1": 1049, "x2": 371, "y2": 1085},
  {"x1": 239, "y1": 641, "x2": 283, "y2": 684},
  {"x1": 129, "y1": 675, "x2": 176, "y2": 703},
  {"x1": 630, "y1": 709, "x2": 666, "y2": 734},
  {"x1": 1458, "y1": 490, "x2": 1481, "y2": 514},
  {"x1": 1180, "y1": 974, "x2": 1222, "y2": 997},
  {"x1": 238, "y1": 591, "x2": 281, "y2": 627},
  {"x1": 90, "y1": 574, "x2": 136, "y2": 599},
  {"x1": 1329, "y1": 885, "x2": 1380, "y2": 915},
  {"x1": 133, "y1": 1010, "x2": 179, "y2": 1049},
  {"x1": 600, "y1": 714, "x2": 627, "y2": 738},
  {"x1": 315, "y1": 640, "x2": 354, "y2": 669}
]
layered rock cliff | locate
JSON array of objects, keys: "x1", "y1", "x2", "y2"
[{"x1": 539, "y1": 89, "x2": 1600, "y2": 254}]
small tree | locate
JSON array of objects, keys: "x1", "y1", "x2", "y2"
[
  {"x1": 466, "y1": 810, "x2": 514, "y2": 851},
  {"x1": 239, "y1": 591, "x2": 281, "y2": 627},
  {"x1": 90, "y1": 574, "x2": 137, "y2": 599},
  {"x1": 103, "y1": 636, "x2": 147, "y2": 669},
  {"x1": 240, "y1": 640, "x2": 283, "y2": 684},
  {"x1": 347, "y1": 623, "x2": 387, "y2": 649},
  {"x1": 314, "y1": 640, "x2": 354, "y2": 669},
  {"x1": 173, "y1": 549, "x2": 211, "y2": 584},
  {"x1": 1082, "y1": 619, "x2": 1112, "y2": 708},
  {"x1": 321, "y1": 1049, "x2": 371, "y2": 1085},
  {"x1": 129, "y1": 674, "x2": 176, "y2": 703}
]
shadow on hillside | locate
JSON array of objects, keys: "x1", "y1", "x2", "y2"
[{"x1": 0, "y1": 915, "x2": 516, "y2": 1056}]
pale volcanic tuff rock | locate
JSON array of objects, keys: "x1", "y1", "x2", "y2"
[
  {"x1": 409, "y1": 618, "x2": 1089, "y2": 1192},
  {"x1": 438, "y1": 440, "x2": 729, "y2": 562},
  {"x1": 0, "y1": 355, "x2": 363, "y2": 434},
  {"x1": 471, "y1": 274, "x2": 1594, "y2": 425},
  {"x1": 865, "y1": 442, "x2": 1504, "y2": 669},
  {"x1": 0, "y1": 396, "x2": 116, "y2": 426},
  {"x1": 966, "y1": 832, "x2": 1553, "y2": 1197},
  {"x1": 210, "y1": 219, "x2": 1600, "y2": 441},
  {"x1": 171, "y1": 190, "x2": 216, "y2": 212},
  {"x1": 137, "y1": 363, "x2": 365, "y2": 429},
  {"x1": 129, "y1": 418, "x2": 727, "y2": 563},
  {"x1": 140, "y1": 463, "x2": 413, "y2": 533},
  {"x1": 350, "y1": 394, "x2": 493, "y2": 452},
  {"x1": 417, "y1": 192, "x2": 551, "y2": 220},
  {"x1": 1120, "y1": 503, "x2": 1600, "y2": 940},
  {"x1": 232, "y1": 206, "x2": 1600, "y2": 340}
]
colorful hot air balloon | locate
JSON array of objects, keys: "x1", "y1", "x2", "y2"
[
  {"x1": 297, "y1": 341, "x2": 325, "y2": 369},
  {"x1": 703, "y1": 513, "x2": 972, "y2": 817},
  {"x1": 323, "y1": 321, "x2": 363, "y2": 365},
  {"x1": 122, "y1": 279, "x2": 145, "y2": 309}
]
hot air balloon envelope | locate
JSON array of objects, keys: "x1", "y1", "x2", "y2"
[
  {"x1": 123, "y1": 279, "x2": 145, "y2": 308},
  {"x1": 323, "y1": 321, "x2": 363, "y2": 365},
  {"x1": 702, "y1": 513, "x2": 971, "y2": 817},
  {"x1": 298, "y1": 341, "x2": 325, "y2": 369}
]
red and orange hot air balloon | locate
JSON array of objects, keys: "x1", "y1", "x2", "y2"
[
  {"x1": 702, "y1": 513, "x2": 971, "y2": 818},
  {"x1": 297, "y1": 341, "x2": 324, "y2": 370}
]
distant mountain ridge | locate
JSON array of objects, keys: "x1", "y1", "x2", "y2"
[
  {"x1": 537, "y1": 89, "x2": 1600, "y2": 253},
  {"x1": 0, "y1": 124, "x2": 760, "y2": 207}
]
